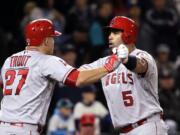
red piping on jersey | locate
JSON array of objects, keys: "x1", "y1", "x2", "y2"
[
  {"x1": 0, "y1": 81, "x2": 3, "y2": 89},
  {"x1": 65, "y1": 69, "x2": 79, "y2": 87}
]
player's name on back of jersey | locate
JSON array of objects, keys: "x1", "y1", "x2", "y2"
[
  {"x1": 10, "y1": 55, "x2": 31, "y2": 67},
  {"x1": 105, "y1": 72, "x2": 134, "y2": 86}
]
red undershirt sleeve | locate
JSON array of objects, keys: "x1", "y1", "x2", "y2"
[{"x1": 64, "y1": 69, "x2": 80, "y2": 87}]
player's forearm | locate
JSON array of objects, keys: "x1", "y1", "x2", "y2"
[
  {"x1": 65, "y1": 55, "x2": 120, "y2": 87},
  {"x1": 76, "y1": 67, "x2": 108, "y2": 86},
  {"x1": 124, "y1": 56, "x2": 148, "y2": 74}
]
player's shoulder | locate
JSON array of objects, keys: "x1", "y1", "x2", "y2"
[
  {"x1": 11, "y1": 50, "x2": 25, "y2": 56},
  {"x1": 132, "y1": 49, "x2": 154, "y2": 60},
  {"x1": 5, "y1": 51, "x2": 24, "y2": 60},
  {"x1": 41, "y1": 55, "x2": 66, "y2": 65}
]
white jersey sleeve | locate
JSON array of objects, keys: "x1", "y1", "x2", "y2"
[
  {"x1": 135, "y1": 51, "x2": 156, "y2": 77},
  {"x1": 79, "y1": 57, "x2": 108, "y2": 70},
  {"x1": 0, "y1": 68, "x2": 2, "y2": 87},
  {"x1": 41, "y1": 56, "x2": 74, "y2": 83}
]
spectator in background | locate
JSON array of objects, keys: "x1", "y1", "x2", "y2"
[
  {"x1": 0, "y1": 28, "x2": 10, "y2": 66},
  {"x1": 77, "y1": 114, "x2": 96, "y2": 135},
  {"x1": 128, "y1": 5, "x2": 141, "y2": 26},
  {"x1": 42, "y1": 0, "x2": 66, "y2": 33},
  {"x1": 21, "y1": 0, "x2": 66, "y2": 46},
  {"x1": 73, "y1": 85, "x2": 108, "y2": 135},
  {"x1": 66, "y1": 0, "x2": 93, "y2": 66},
  {"x1": 158, "y1": 68, "x2": 180, "y2": 130},
  {"x1": 48, "y1": 99, "x2": 75, "y2": 135},
  {"x1": 144, "y1": 0, "x2": 179, "y2": 56},
  {"x1": 20, "y1": 1, "x2": 37, "y2": 31},
  {"x1": 66, "y1": 0, "x2": 92, "y2": 34},
  {"x1": 56, "y1": 43, "x2": 77, "y2": 67},
  {"x1": 155, "y1": 44, "x2": 175, "y2": 71},
  {"x1": 89, "y1": 0, "x2": 113, "y2": 61},
  {"x1": 35, "y1": 0, "x2": 66, "y2": 46},
  {"x1": 165, "y1": 119, "x2": 179, "y2": 135},
  {"x1": 112, "y1": 0, "x2": 129, "y2": 16},
  {"x1": 175, "y1": 55, "x2": 180, "y2": 89},
  {"x1": 173, "y1": 0, "x2": 180, "y2": 15}
]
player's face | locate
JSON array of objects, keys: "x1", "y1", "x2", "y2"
[
  {"x1": 108, "y1": 30, "x2": 123, "y2": 49},
  {"x1": 45, "y1": 37, "x2": 55, "y2": 55}
]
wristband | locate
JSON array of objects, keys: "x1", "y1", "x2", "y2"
[{"x1": 124, "y1": 56, "x2": 137, "y2": 71}]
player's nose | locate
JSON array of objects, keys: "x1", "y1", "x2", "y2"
[{"x1": 108, "y1": 32, "x2": 113, "y2": 40}]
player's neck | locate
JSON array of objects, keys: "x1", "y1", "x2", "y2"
[
  {"x1": 25, "y1": 46, "x2": 47, "y2": 54},
  {"x1": 26, "y1": 46, "x2": 39, "y2": 51},
  {"x1": 127, "y1": 45, "x2": 136, "y2": 54}
]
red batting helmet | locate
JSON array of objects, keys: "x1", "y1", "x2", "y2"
[
  {"x1": 25, "y1": 19, "x2": 61, "y2": 46},
  {"x1": 106, "y1": 16, "x2": 138, "y2": 44}
]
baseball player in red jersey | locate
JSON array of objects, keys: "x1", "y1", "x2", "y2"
[
  {"x1": 80, "y1": 16, "x2": 168, "y2": 135},
  {"x1": 0, "y1": 19, "x2": 121, "y2": 135}
]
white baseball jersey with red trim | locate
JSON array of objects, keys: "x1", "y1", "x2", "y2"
[
  {"x1": 81, "y1": 48, "x2": 162, "y2": 128},
  {"x1": 0, "y1": 70, "x2": 3, "y2": 88},
  {"x1": 0, "y1": 50, "x2": 74, "y2": 126}
]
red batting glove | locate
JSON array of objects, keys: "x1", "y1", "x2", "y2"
[{"x1": 104, "y1": 54, "x2": 121, "y2": 73}]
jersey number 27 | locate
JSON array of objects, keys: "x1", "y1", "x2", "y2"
[{"x1": 3, "y1": 69, "x2": 29, "y2": 95}]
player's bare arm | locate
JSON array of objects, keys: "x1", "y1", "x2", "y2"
[
  {"x1": 65, "y1": 55, "x2": 121, "y2": 87},
  {"x1": 76, "y1": 67, "x2": 108, "y2": 86},
  {"x1": 133, "y1": 57, "x2": 148, "y2": 74}
]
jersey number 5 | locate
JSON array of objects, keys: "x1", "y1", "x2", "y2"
[
  {"x1": 122, "y1": 91, "x2": 134, "y2": 106},
  {"x1": 4, "y1": 69, "x2": 29, "y2": 95}
]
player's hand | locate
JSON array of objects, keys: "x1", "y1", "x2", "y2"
[
  {"x1": 104, "y1": 54, "x2": 121, "y2": 73},
  {"x1": 116, "y1": 44, "x2": 129, "y2": 63}
]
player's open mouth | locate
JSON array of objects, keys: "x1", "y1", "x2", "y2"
[{"x1": 109, "y1": 43, "x2": 114, "y2": 48}]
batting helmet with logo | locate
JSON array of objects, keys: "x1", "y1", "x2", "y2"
[
  {"x1": 105, "y1": 16, "x2": 138, "y2": 45},
  {"x1": 25, "y1": 19, "x2": 61, "y2": 46}
]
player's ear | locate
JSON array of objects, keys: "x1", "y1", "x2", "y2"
[{"x1": 43, "y1": 38, "x2": 48, "y2": 46}]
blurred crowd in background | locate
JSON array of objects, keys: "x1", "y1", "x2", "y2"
[{"x1": 0, "y1": 0, "x2": 180, "y2": 134}]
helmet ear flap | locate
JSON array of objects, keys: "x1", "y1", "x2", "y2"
[
  {"x1": 121, "y1": 32, "x2": 128, "y2": 44},
  {"x1": 121, "y1": 32, "x2": 134, "y2": 44}
]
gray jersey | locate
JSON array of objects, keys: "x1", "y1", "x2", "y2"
[
  {"x1": 0, "y1": 50, "x2": 74, "y2": 125},
  {"x1": 81, "y1": 49, "x2": 162, "y2": 128}
]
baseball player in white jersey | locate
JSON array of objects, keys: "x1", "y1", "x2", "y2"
[
  {"x1": 0, "y1": 19, "x2": 122, "y2": 135},
  {"x1": 80, "y1": 16, "x2": 168, "y2": 135},
  {"x1": 0, "y1": 72, "x2": 3, "y2": 89}
]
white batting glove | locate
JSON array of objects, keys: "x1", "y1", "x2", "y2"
[{"x1": 116, "y1": 44, "x2": 129, "y2": 63}]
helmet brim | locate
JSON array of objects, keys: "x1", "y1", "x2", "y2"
[{"x1": 51, "y1": 30, "x2": 62, "y2": 36}]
